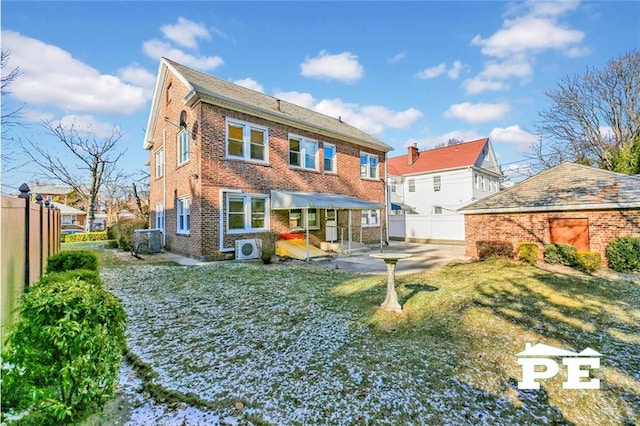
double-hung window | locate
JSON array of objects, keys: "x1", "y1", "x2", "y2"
[
  {"x1": 155, "y1": 203, "x2": 165, "y2": 230},
  {"x1": 408, "y1": 178, "x2": 416, "y2": 193},
  {"x1": 226, "y1": 119, "x2": 268, "y2": 162},
  {"x1": 360, "y1": 153, "x2": 378, "y2": 179},
  {"x1": 177, "y1": 129, "x2": 189, "y2": 165},
  {"x1": 323, "y1": 143, "x2": 336, "y2": 173},
  {"x1": 227, "y1": 194, "x2": 268, "y2": 233},
  {"x1": 361, "y1": 209, "x2": 380, "y2": 227},
  {"x1": 433, "y1": 176, "x2": 441, "y2": 192},
  {"x1": 289, "y1": 208, "x2": 319, "y2": 230},
  {"x1": 62, "y1": 215, "x2": 77, "y2": 225},
  {"x1": 289, "y1": 135, "x2": 318, "y2": 170},
  {"x1": 177, "y1": 196, "x2": 190, "y2": 234},
  {"x1": 155, "y1": 148, "x2": 164, "y2": 178}
]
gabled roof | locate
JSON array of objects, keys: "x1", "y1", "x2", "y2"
[
  {"x1": 461, "y1": 162, "x2": 640, "y2": 214},
  {"x1": 388, "y1": 138, "x2": 493, "y2": 176},
  {"x1": 143, "y1": 58, "x2": 393, "y2": 153},
  {"x1": 51, "y1": 202, "x2": 86, "y2": 215}
]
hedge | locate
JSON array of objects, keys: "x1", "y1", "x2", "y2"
[
  {"x1": 518, "y1": 242, "x2": 539, "y2": 264},
  {"x1": 606, "y1": 237, "x2": 640, "y2": 272},
  {"x1": 61, "y1": 231, "x2": 108, "y2": 243},
  {"x1": 476, "y1": 241, "x2": 514, "y2": 260},
  {"x1": 544, "y1": 243, "x2": 578, "y2": 266},
  {"x1": 575, "y1": 251, "x2": 603, "y2": 273},
  {"x1": 46, "y1": 250, "x2": 98, "y2": 273}
]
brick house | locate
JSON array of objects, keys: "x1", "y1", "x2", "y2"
[
  {"x1": 460, "y1": 162, "x2": 640, "y2": 263},
  {"x1": 144, "y1": 58, "x2": 393, "y2": 261},
  {"x1": 387, "y1": 138, "x2": 502, "y2": 244}
]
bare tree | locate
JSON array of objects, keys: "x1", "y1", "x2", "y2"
[
  {"x1": 22, "y1": 120, "x2": 126, "y2": 230},
  {"x1": 1, "y1": 49, "x2": 26, "y2": 170},
  {"x1": 527, "y1": 50, "x2": 640, "y2": 174}
]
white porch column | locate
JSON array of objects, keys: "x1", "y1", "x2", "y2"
[
  {"x1": 348, "y1": 210, "x2": 352, "y2": 255},
  {"x1": 304, "y1": 208, "x2": 310, "y2": 261}
]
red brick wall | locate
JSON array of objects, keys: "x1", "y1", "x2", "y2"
[
  {"x1": 148, "y1": 71, "x2": 387, "y2": 260},
  {"x1": 464, "y1": 210, "x2": 640, "y2": 265}
]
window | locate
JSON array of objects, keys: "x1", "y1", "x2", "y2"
[
  {"x1": 177, "y1": 196, "x2": 190, "y2": 234},
  {"x1": 360, "y1": 153, "x2": 378, "y2": 179},
  {"x1": 324, "y1": 143, "x2": 336, "y2": 173},
  {"x1": 226, "y1": 119, "x2": 268, "y2": 162},
  {"x1": 482, "y1": 176, "x2": 486, "y2": 191},
  {"x1": 155, "y1": 148, "x2": 164, "y2": 178},
  {"x1": 177, "y1": 129, "x2": 189, "y2": 165},
  {"x1": 155, "y1": 203, "x2": 165, "y2": 230},
  {"x1": 62, "y1": 215, "x2": 77, "y2": 225},
  {"x1": 361, "y1": 209, "x2": 380, "y2": 227},
  {"x1": 390, "y1": 179, "x2": 397, "y2": 193},
  {"x1": 227, "y1": 195, "x2": 268, "y2": 233},
  {"x1": 434, "y1": 206, "x2": 443, "y2": 215},
  {"x1": 289, "y1": 135, "x2": 318, "y2": 170},
  {"x1": 289, "y1": 208, "x2": 320, "y2": 230},
  {"x1": 475, "y1": 174, "x2": 480, "y2": 189},
  {"x1": 434, "y1": 176, "x2": 441, "y2": 192},
  {"x1": 408, "y1": 178, "x2": 416, "y2": 192}
]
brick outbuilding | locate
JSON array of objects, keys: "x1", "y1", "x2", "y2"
[{"x1": 460, "y1": 162, "x2": 640, "y2": 264}]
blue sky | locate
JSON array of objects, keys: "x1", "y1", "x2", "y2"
[{"x1": 2, "y1": 1, "x2": 639, "y2": 193}]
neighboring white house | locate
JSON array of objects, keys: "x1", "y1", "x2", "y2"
[{"x1": 387, "y1": 138, "x2": 502, "y2": 244}]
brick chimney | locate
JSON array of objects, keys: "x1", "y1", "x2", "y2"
[{"x1": 408, "y1": 143, "x2": 419, "y2": 166}]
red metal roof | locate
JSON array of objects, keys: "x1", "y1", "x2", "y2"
[{"x1": 388, "y1": 138, "x2": 489, "y2": 176}]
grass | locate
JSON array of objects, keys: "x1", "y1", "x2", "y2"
[{"x1": 83, "y1": 245, "x2": 639, "y2": 425}]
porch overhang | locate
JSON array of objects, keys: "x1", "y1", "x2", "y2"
[{"x1": 270, "y1": 190, "x2": 384, "y2": 210}]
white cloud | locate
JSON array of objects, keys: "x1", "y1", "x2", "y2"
[
  {"x1": 462, "y1": 77, "x2": 510, "y2": 95},
  {"x1": 406, "y1": 130, "x2": 484, "y2": 150},
  {"x1": 56, "y1": 114, "x2": 122, "y2": 139},
  {"x1": 448, "y1": 61, "x2": 463, "y2": 79},
  {"x1": 527, "y1": 0, "x2": 581, "y2": 17},
  {"x1": 489, "y1": 125, "x2": 538, "y2": 151},
  {"x1": 471, "y1": 15, "x2": 585, "y2": 58},
  {"x1": 445, "y1": 102, "x2": 510, "y2": 124},
  {"x1": 481, "y1": 56, "x2": 533, "y2": 80},
  {"x1": 300, "y1": 51, "x2": 364, "y2": 83},
  {"x1": 273, "y1": 91, "x2": 315, "y2": 109},
  {"x1": 315, "y1": 98, "x2": 422, "y2": 135},
  {"x1": 161, "y1": 17, "x2": 211, "y2": 49},
  {"x1": 143, "y1": 39, "x2": 223, "y2": 71},
  {"x1": 233, "y1": 78, "x2": 264, "y2": 93},
  {"x1": 118, "y1": 64, "x2": 156, "y2": 88},
  {"x1": 416, "y1": 63, "x2": 447, "y2": 80},
  {"x1": 388, "y1": 52, "x2": 407, "y2": 64},
  {"x1": 2, "y1": 30, "x2": 147, "y2": 114},
  {"x1": 565, "y1": 46, "x2": 590, "y2": 58}
]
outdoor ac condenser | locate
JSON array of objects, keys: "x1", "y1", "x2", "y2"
[
  {"x1": 235, "y1": 239, "x2": 259, "y2": 260},
  {"x1": 134, "y1": 229, "x2": 162, "y2": 254}
]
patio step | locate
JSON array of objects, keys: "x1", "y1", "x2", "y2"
[{"x1": 320, "y1": 242, "x2": 371, "y2": 255}]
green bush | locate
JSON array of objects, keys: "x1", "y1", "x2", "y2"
[
  {"x1": 518, "y1": 242, "x2": 539, "y2": 264},
  {"x1": 544, "y1": 243, "x2": 578, "y2": 266},
  {"x1": 575, "y1": 251, "x2": 603, "y2": 273},
  {"x1": 1, "y1": 278, "x2": 126, "y2": 424},
  {"x1": 258, "y1": 231, "x2": 279, "y2": 264},
  {"x1": 476, "y1": 241, "x2": 514, "y2": 260},
  {"x1": 39, "y1": 269, "x2": 102, "y2": 287},
  {"x1": 46, "y1": 250, "x2": 98, "y2": 273},
  {"x1": 110, "y1": 218, "x2": 148, "y2": 251},
  {"x1": 61, "y1": 231, "x2": 108, "y2": 243},
  {"x1": 606, "y1": 237, "x2": 640, "y2": 272}
]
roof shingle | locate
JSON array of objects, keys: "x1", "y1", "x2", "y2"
[{"x1": 388, "y1": 138, "x2": 489, "y2": 175}]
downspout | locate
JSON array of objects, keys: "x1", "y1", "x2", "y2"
[
  {"x1": 384, "y1": 152, "x2": 389, "y2": 246},
  {"x1": 162, "y1": 129, "x2": 167, "y2": 247},
  {"x1": 305, "y1": 208, "x2": 310, "y2": 261}
]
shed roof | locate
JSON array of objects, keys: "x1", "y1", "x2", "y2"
[
  {"x1": 144, "y1": 58, "x2": 392, "y2": 153},
  {"x1": 270, "y1": 190, "x2": 383, "y2": 210},
  {"x1": 51, "y1": 202, "x2": 86, "y2": 215},
  {"x1": 388, "y1": 138, "x2": 490, "y2": 176},
  {"x1": 461, "y1": 162, "x2": 640, "y2": 214}
]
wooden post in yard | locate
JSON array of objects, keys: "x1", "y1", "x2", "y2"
[{"x1": 18, "y1": 183, "x2": 31, "y2": 290}]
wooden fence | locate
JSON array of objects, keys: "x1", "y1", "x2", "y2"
[{"x1": 2, "y1": 184, "x2": 61, "y2": 340}]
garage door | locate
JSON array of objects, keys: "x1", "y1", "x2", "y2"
[{"x1": 549, "y1": 218, "x2": 590, "y2": 251}]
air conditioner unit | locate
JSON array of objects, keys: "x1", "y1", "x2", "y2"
[
  {"x1": 134, "y1": 229, "x2": 162, "y2": 254},
  {"x1": 235, "y1": 239, "x2": 259, "y2": 260}
]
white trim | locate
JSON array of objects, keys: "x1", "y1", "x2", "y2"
[
  {"x1": 360, "y1": 152, "x2": 379, "y2": 179},
  {"x1": 323, "y1": 142, "x2": 337, "y2": 174},
  {"x1": 462, "y1": 202, "x2": 640, "y2": 215},
  {"x1": 177, "y1": 128, "x2": 189, "y2": 165},
  {"x1": 288, "y1": 133, "x2": 319, "y2": 171},
  {"x1": 219, "y1": 189, "x2": 242, "y2": 252},
  {"x1": 176, "y1": 195, "x2": 190, "y2": 234},
  {"x1": 226, "y1": 193, "x2": 269, "y2": 234}
]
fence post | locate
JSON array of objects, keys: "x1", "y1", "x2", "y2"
[
  {"x1": 18, "y1": 183, "x2": 31, "y2": 290},
  {"x1": 45, "y1": 199, "x2": 51, "y2": 261},
  {"x1": 36, "y1": 194, "x2": 44, "y2": 276}
]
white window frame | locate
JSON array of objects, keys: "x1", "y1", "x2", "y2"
[
  {"x1": 155, "y1": 148, "x2": 165, "y2": 178},
  {"x1": 177, "y1": 129, "x2": 189, "y2": 165},
  {"x1": 433, "y1": 175, "x2": 441, "y2": 192},
  {"x1": 360, "y1": 152, "x2": 379, "y2": 179},
  {"x1": 177, "y1": 196, "x2": 190, "y2": 234},
  {"x1": 390, "y1": 179, "x2": 397, "y2": 193},
  {"x1": 62, "y1": 214, "x2": 77, "y2": 225},
  {"x1": 482, "y1": 176, "x2": 486, "y2": 191},
  {"x1": 226, "y1": 118, "x2": 269, "y2": 163},
  {"x1": 361, "y1": 209, "x2": 380, "y2": 227},
  {"x1": 323, "y1": 143, "x2": 337, "y2": 173},
  {"x1": 408, "y1": 178, "x2": 416, "y2": 192},
  {"x1": 155, "y1": 203, "x2": 165, "y2": 230},
  {"x1": 289, "y1": 134, "x2": 319, "y2": 170},
  {"x1": 226, "y1": 194, "x2": 269, "y2": 234},
  {"x1": 434, "y1": 206, "x2": 443, "y2": 215},
  {"x1": 288, "y1": 208, "x2": 320, "y2": 230}
]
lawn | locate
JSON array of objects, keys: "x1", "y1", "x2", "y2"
[{"x1": 92, "y1": 247, "x2": 639, "y2": 425}]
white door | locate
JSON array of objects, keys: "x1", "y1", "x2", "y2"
[{"x1": 325, "y1": 209, "x2": 337, "y2": 242}]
